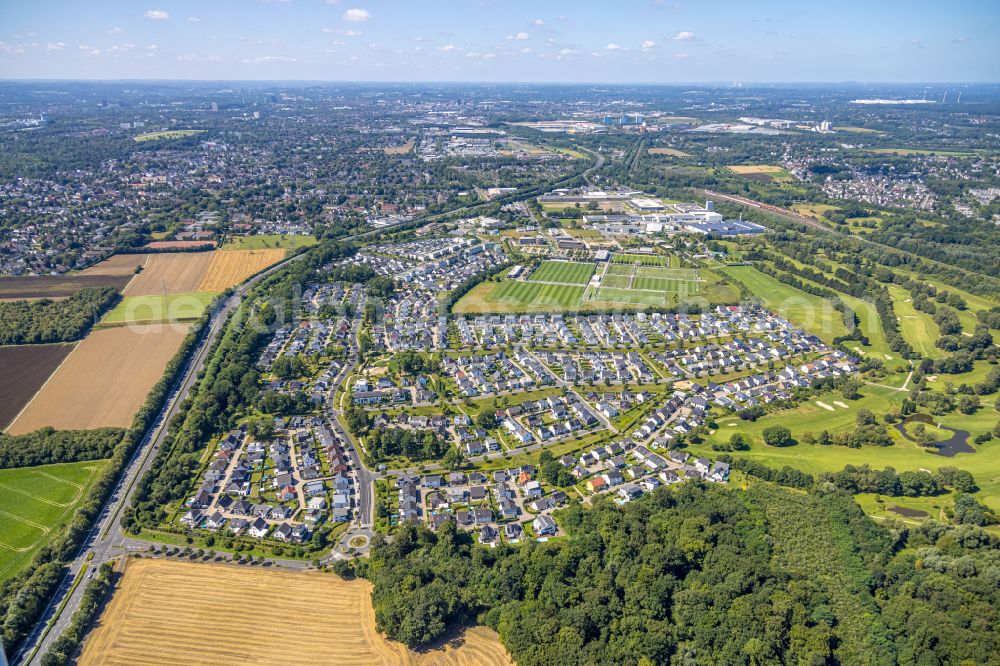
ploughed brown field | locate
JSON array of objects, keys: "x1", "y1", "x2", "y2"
[
  {"x1": 123, "y1": 252, "x2": 215, "y2": 296},
  {"x1": 0, "y1": 274, "x2": 131, "y2": 300},
  {"x1": 77, "y1": 254, "x2": 148, "y2": 277},
  {"x1": 0, "y1": 344, "x2": 75, "y2": 430},
  {"x1": 6, "y1": 324, "x2": 190, "y2": 434},
  {"x1": 197, "y1": 248, "x2": 287, "y2": 291},
  {"x1": 81, "y1": 558, "x2": 513, "y2": 666}
]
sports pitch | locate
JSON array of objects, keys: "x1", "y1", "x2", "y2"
[
  {"x1": 527, "y1": 261, "x2": 596, "y2": 285},
  {"x1": 0, "y1": 460, "x2": 107, "y2": 583}
]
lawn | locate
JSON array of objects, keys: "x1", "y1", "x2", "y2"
[
  {"x1": 637, "y1": 266, "x2": 700, "y2": 281},
  {"x1": 101, "y1": 291, "x2": 219, "y2": 325},
  {"x1": 583, "y1": 287, "x2": 666, "y2": 307},
  {"x1": 632, "y1": 276, "x2": 699, "y2": 294},
  {"x1": 0, "y1": 460, "x2": 108, "y2": 583},
  {"x1": 527, "y1": 261, "x2": 596, "y2": 285},
  {"x1": 718, "y1": 265, "x2": 851, "y2": 341},
  {"x1": 220, "y1": 234, "x2": 318, "y2": 251},
  {"x1": 886, "y1": 284, "x2": 943, "y2": 359}
]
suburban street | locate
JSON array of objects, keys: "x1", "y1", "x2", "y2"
[
  {"x1": 10, "y1": 151, "x2": 604, "y2": 666},
  {"x1": 15, "y1": 256, "x2": 303, "y2": 666}
]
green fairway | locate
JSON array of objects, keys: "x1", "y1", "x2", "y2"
[
  {"x1": 0, "y1": 460, "x2": 108, "y2": 583},
  {"x1": 719, "y1": 265, "x2": 851, "y2": 341},
  {"x1": 886, "y1": 284, "x2": 943, "y2": 359},
  {"x1": 102, "y1": 291, "x2": 219, "y2": 325},
  {"x1": 527, "y1": 261, "x2": 596, "y2": 285},
  {"x1": 700, "y1": 383, "x2": 1000, "y2": 513},
  {"x1": 220, "y1": 234, "x2": 318, "y2": 251}
]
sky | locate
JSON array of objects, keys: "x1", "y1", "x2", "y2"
[{"x1": 1, "y1": 0, "x2": 998, "y2": 82}]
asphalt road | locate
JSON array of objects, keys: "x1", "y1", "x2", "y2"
[
  {"x1": 10, "y1": 147, "x2": 605, "y2": 665},
  {"x1": 15, "y1": 256, "x2": 302, "y2": 666}
]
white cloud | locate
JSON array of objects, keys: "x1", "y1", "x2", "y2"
[
  {"x1": 146, "y1": 44, "x2": 158, "y2": 50},
  {"x1": 78, "y1": 44, "x2": 102, "y2": 55},
  {"x1": 506, "y1": 31, "x2": 529, "y2": 40},
  {"x1": 188, "y1": 16, "x2": 201, "y2": 22},
  {"x1": 482, "y1": 52, "x2": 496, "y2": 59},
  {"x1": 45, "y1": 42, "x2": 66, "y2": 51},
  {"x1": 641, "y1": 40, "x2": 657, "y2": 51},
  {"x1": 559, "y1": 48, "x2": 577, "y2": 55},
  {"x1": 952, "y1": 36, "x2": 971, "y2": 43},
  {"x1": 673, "y1": 31, "x2": 695, "y2": 41},
  {"x1": 438, "y1": 44, "x2": 460, "y2": 52},
  {"x1": 520, "y1": 47, "x2": 532, "y2": 53},
  {"x1": 144, "y1": 9, "x2": 169, "y2": 20},
  {"x1": 108, "y1": 27, "x2": 123, "y2": 34},
  {"x1": 605, "y1": 43, "x2": 624, "y2": 51},
  {"x1": 244, "y1": 55, "x2": 299, "y2": 63},
  {"x1": 342, "y1": 8, "x2": 371, "y2": 22},
  {"x1": 0, "y1": 42, "x2": 25, "y2": 54},
  {"x1": 533, "y1": 19, "x2": 544, "y2": 26}
]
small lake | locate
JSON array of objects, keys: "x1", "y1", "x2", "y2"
[
  {"x1": 895, "y1": 413, "x2": 975, "y2": 457},
  {"x1": 888, "y1": 505, "x2": 929, "y2": 518}
]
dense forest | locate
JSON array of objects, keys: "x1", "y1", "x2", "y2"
[
  {"x1": 0, "y1": 287, "x2": 118, "y2": 344},
  {"x1": 352, "y1": 482, "x2": 1000, "y2": 666}
]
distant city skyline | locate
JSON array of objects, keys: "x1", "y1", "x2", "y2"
[{"x1": 1, "y1": 0, "x2": 998, "y2": 82}]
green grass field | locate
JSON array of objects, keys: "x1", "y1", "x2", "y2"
[
  {"x1": 719, "y1": 265, "x2": 851, "y2": 341},
  {"x1": 584, "y1": 287, "x2": 666, "y2": 307},
  {"x1": 527, "y1": 261, "x2": 596, "y2": 285},
  {"x1": 632, "y1": 276, "x2": 699, "y2": 294},
  {"x1": 700, "y1": 382, "x2": 1000, "y2": 513},
  {"x1": 220, "y1": 234, "x2": 318, "y2": 251},
  {"x1": 612, "y1": 253, "x2": 675, "y2": 267},
  {"x1": 637, "y1": 266, "x2": 700, "y2": 281},
  {"x1": 886, "y1": 284, "x2": 944, "y2": 359},
  {"x1": 0, "y1": 460, "x2": 107, "y2": 583},
  {"x1": 101, "y1": 291, "x2": 219, "y2": 325},
  {"x1": 488, "y1": 280, "x2": 585, "y2": 308},
  {"x1": 600, "y1": 275, "x2": 632, "y2": 289},
  {"x1": 133, "y1": 129, "x2": 205, "y2": 142}
]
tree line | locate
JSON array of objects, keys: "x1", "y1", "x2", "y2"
[{"x1": 0, "y1": 287, "x2": 118, "y2": 344}]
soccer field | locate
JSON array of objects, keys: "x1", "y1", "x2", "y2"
[
  {"x1": 488, "y1": 280, "x2": 585, "y2": 308},
  {"x1": 527, "y1": 261, "x2": 596, "y2": 285},
  {"x1": 0, "y1": 460, "x2": 107, "y2": 583},
  {"x1": 612, "y1": 253, "x2": 676, "y2": 267}
]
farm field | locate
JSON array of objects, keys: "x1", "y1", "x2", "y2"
[
  {"x1": 719, "y1": 265, "x2": 851, "y2": 341},
  {"x1": 78, "y1": 254, "x2": 147, "y2": 277},
  {"x1": 383, "y1": 139, "x2": 416, "y2": 155},
  {"x1": 80, "y1": 558, "x2": 512, "y2": 666},
  {"x1": 197, "y1": 248, "x2": 287, "y2": 291},
  {"x1": 647, "y1": 147, "x2": 691, "y2": 157},
  {"x1": 727, "y1": 165, "x2": 794, "y2": 182},
  {"x1": 869, "y1": 147, "x2": 977, "y2": 156},
  {"x1": 133, "y1": 129, "x2": 205, "y2": 142},
  {"x1": 0, "y1": 460, "x2": 107, "y2": 583},
  {"x1": 527, "y1": 260, "x2": 596, "y2": 285},
  {"x1": 124, "y1": 252, "x2": 214, "y2": 297},
  {"x1": 7, "y1": 323, "x2": 190, "y2": 434},
  {"x1": 143, "y1": 240, "x2": 216, "y2": 250},
  {"x1": 0, "y1": 274, "x2": 131, "y2": 300},
  {"x1": 219, "y1": 234, "x2": 317, "y2": 251},
  {"x1": 0, "y1": 344, "x2": 75, "y2": 430},
  {"x1": 101, "y1": 292, "x2": 219, "y2": 326},
  {"x1": 886, "y1": 284, "x2": 943, "y2": 359}
]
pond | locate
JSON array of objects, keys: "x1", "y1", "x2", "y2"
[
  {"x1": 895, "y1": 413, "x2": 975, "y2": 457},
  {"x1": 888, "y1": 505, "x2": 929, "y2": 518}
]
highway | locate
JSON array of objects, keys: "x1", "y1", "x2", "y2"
[
  {"x1": 11, "y1": 146, "x2": 605, "y2": 664},
  {"x1": 14, "y1": 256, "x2": 303, "y2": 666}
]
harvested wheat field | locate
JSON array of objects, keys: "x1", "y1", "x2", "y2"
[
  {"x1": 124, "y1": 252, "x2": 214, "y2": 297},
  {"x1": 6, "y1": 324, "x2": 190, "y2": 434},
  {"x1": 78, "y1": 254, "x2": 148, "y2": 277},
  {"x1": 197, "y1": 248, "x2": 286, "y2": 291},
  {"x1": 81, "y1": 558, "x2": 512, "y2": 666}
]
